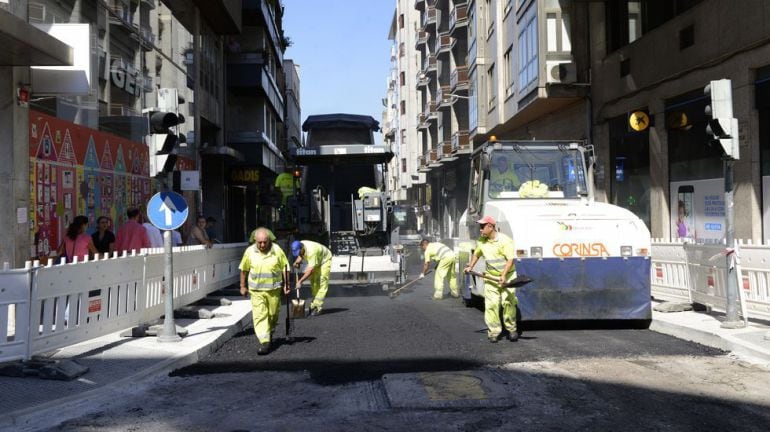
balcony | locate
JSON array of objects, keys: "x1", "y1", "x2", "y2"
[
  {"x1": 415, "y1": 0, "x2": 425, "y2": 10},
  {"x1": 140, "y1": 0, "x2": 156, "y2": 9},
  {"x1": 416, "y1": 71, "x2": 430, "y2": 88},
  {"x1": 428, "y1": 148, "x2": 442, "y2": 167},
  {"x1": 440, "y1": 140, "x2": 453, "y2": 158},
  {"x1": 417, "y1": 155, "x2": 430, "y2": 172},
  {"x1": 425, "y1": 101, "x2": 439, "y2": 121},
  {"x1": 449, "y1": 4, "x2": 468, "y2": 34},
  {"x1": 451, "y1": 130, "x2": 470, "y2": 153},
  {"x1": 421, "y1": 7, "x2": 437, "y2": 30},
  {"x1": 422, "y1": 55, "x2": 437, "y2": 74},
  {"x1": 450, "y1": 65, "x2": 469, "y2": 90},
  {"x1": 436, "y1": 34, "x2": 452, "y2": 55},
  {"x1": 108, "y1": 0, "x2": 133, "y2": 28},
  {"x1": 417, "y1": 113, "x2": 429, "y2": 130},
  {"x1": 415, "y1": 31, "x2": 429, "y2": 49},
  {"x1": 142, "y1": 74, "x2": 154, "y2": 93},
  {"x1": 437, "y1": 85, "x2": 452, "y2": 108}
]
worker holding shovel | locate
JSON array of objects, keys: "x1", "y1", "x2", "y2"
[
  {"x1": 291, "y1": 240, "x2": 332, "y2": 316},
  {"x1": 420, "y1": 239, "x2": 459, "y2": 300},
  {"x1": 463, "y1": 215, "x2": 519, "y2": 343}
]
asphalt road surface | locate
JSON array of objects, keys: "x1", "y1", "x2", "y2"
[{"x1": 46, "y1": 266, "x2": 770, "y2": 432}]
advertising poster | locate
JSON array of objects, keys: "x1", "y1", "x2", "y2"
[
  {"x1": 29, "y1": 111, "x2": 151, "y2": 260},
  {"x1": 669, "y1": 178, "x2": 725, "y2": 242}
]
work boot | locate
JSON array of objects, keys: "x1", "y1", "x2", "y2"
[
  {"x1": 488, "y1": 335, "x2": 499, "y2": 343},
  {"x1": 310, "y1": 307, "x2": 322, "y2": 316},
  {"x1": 257, "y1": 342, "x2": 270, "y2": 355},
  {"x1": 432, "y1": 295, "x2": 443, "y2": 300},
  {"x1": 507, "y1": 332, "x2": 519, "y2": 342},
  {"x1": 450, "y1": 292, "x2": 460, "y2": 298}
]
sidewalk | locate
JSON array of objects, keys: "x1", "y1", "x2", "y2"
[
  {"x1": 1, "y1": 298, "x2": 769, "y2": 431},
  {"x1": 0, "y1": 295, "x2": 254, "y2": 432},
  {"x1": 650, "y1": 300, "x2": 770, "y2": 367}
]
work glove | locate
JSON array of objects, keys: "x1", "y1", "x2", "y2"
[{"x1": 419, "y1": 273, "x2": 425, "y2": 279}]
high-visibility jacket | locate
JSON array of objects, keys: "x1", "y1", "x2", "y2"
[
  {"x1": 301, "y1": 240, "x2": 332, "y2": 267},
  {"x1": 474, "y1": 232, "x2": 516, "y2": 280},
  {"x1": 275, "y1": 172, "x2": 295, "y2": 204},
  {"x1": 489, "y1": 168, "x2": 520, "y2": 196},
  {"x1": 239, "y1": 243, "x2": 289, "y2": 290},
  {"x1": 424, "y1": 242, "x2": 456, "y2": 264}
]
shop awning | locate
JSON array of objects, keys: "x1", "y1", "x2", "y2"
[{"x1": 0, "y1": 9, "x2": 72, "y2": 66}]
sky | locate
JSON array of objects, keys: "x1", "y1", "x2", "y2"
[{"x1": 282, "y1": 0, "x2": 395, "y2": 143}]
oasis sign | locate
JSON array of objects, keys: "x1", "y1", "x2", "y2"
[
  {"x1": 552, "y1": 242, "x2": 609, "y2": 257},
  {"x1": 229, "y1": 167, "x2": 260, "y2": 184}
]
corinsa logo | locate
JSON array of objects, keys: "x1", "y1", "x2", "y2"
[{"x1": 553, "y1": 243, "x2": 609, "y2": 257}]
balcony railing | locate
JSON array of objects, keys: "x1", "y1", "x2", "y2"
[
  {"x1": 417, "y1": 113, "x2": 429, "y2": 129},
  {"x1": 416, "y1": 71, "x2": 430, "y2": 88},
  {"x1": 421, "y1": 7, "x2": 437, "y2": 30},
  {"x1": 415, "y1": 0, "x2": 425, "y2": 10},
  {"x1": 437, "y1": 85, "x2": 451, "y2": 108},
  {"x1": 451, "y1": 130, "x2": 471, "y2": 153},
  {"x1": 449, "y1": 5, "x2": 468, "y2": 34},
  {"x1": 436, "y1": 34, "x2": 452, "y2": 54},
  {"x1": 450, "y1": 65, "x2": 469, "y2": 90},
  {"x1": 415, "y1": 31, "x2": 429, "y2": 49},
  {"x1": 425, "y1": 102, "x2": 438, "y2": 121},
  {"x1": 429, "y1": 148, "x2": 439, "y2": 162},
  {"x1": 440, "y1": 140, "x2": 453, "y2": 158},
  {"x1": 422, "y1": 55, "x2": 437, "y2": 73}
]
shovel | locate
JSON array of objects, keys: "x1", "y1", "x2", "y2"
[
  {"x1": 291, "y1": 271, "x2": 307, "y2": 318},
  {"x1": 467, "y1": 270, "x2": 533, "y2": 288},
  {"x1": 388, "y1": 269, "x2": 433, "y2": 299}
]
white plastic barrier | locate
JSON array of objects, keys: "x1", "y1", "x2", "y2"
[
  {"x1": 0, "y1": 243, "x2": 246, "y2": 363},
  {"x1": 651, "y1": 239, "x2": 770, "y2": 321}
]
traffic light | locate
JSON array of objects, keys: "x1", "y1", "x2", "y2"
[
  {"x1": 148, "y1": 88, "x2": 186, "y2": 177},
  {"x1": 704, "y1": 79, "x2": 739, "y2": 159}
]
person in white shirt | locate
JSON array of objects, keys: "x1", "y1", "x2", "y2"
[
  {"x1": 143, "y1": 221, "x2": 164, "y2": 248},
  {"x1": 171, "y1": 229, "x2": 183, "y2": 247}
]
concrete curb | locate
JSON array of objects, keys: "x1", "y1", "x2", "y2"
[{"x1": 0, "y1": 302, "x2": 253, "y2": 432}]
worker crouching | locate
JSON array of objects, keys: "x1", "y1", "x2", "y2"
[
  {"x1": 291, "y1": 239, "x2": 332, "y2": 316},
  {"x1": 239, "y1": 228, "x2": 290, "y2": 355}
]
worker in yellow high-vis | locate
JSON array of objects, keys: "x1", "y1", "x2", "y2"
[
  {"x1": 239, "y1": 228, "x2": 290, "y2": 355},
  {"x1": 291, "y1": 239, "x2": 332, "y2": 316},
  {"x1": 420, "y1": 239, "x2": 459, "y2": 300},
  {"x1": 489, "y1": 154, "x2": 520, "y2": 198},
  {"x1": 275, "y1": 171, "x2": 295, "y2": 205},
  {"x1": 463, "y1": 215, "x2": 519, "y2": 343}
]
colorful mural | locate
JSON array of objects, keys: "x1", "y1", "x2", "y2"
[{"x1": 29, "y1": 111, "x2": 151, "y2": 260}]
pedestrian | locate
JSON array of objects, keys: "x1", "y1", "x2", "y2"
[
  {"x1": 239, "y1": 227, "x2": 290, "y2": 355},
  {"x1": 419, "y1": 239, "x2": 459, "y2": 300},
  {"x1": 143, "y1": 214, "x2": 164, "y2": 248},
  {"x1": 205, "y1": 216, "x2": 219, "y2": 243},
  {"x1": 171, "y1": 228, "x2": 183, "y2": 247},
  {"x1": 463, "y1": 215, "x2": 519, "y2": 343},
  {"x1": 188, "y1": 215, "x2": 213, "y2": 248},
  {"x1": 291, "y1": 239, "x2": 332, "y2": 316},
  {"x1": 91, "y1": 216, "x2": 115, "y2": 256},
  {"x1": 57, "y1": 215, "x2": 98, "y2": 263},
  {"x1": 114, "y1": 208, "x2": 151, "y2": 254}
]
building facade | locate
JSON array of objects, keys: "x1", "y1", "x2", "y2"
[{"x1": 391, "y1": 0, "x2": 770, "y2": 245}]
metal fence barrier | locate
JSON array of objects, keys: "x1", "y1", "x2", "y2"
[
  {"x1": 0, "y1": 243, "x2": 246, "y2": 364},
  {"x1": 651, "y1": 239, "x2": 770, "y2": 322}
]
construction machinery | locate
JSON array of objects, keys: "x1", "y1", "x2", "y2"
[{"x1": 286, "y1": 114, "x2": 405, "y2": 287}]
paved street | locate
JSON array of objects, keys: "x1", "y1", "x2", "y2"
[{"x1": 43, "y1": 269, "x2": 770, "y2": 432}]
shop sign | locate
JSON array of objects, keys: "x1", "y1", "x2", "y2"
[
  {"x1": 109, "y1": 59, "x2": 141, "y2": 97},
  {"x1": 229, "y1": 167, "x2": 260, "y2": 184}
]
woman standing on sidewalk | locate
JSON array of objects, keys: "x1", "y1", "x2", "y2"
[{"x1": 58, "y1": 215, "x2": 98, "y2": 263}]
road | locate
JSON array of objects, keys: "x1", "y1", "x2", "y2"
[{"x1": 47, "y1": 255, "x2": 770, "y2": 431}]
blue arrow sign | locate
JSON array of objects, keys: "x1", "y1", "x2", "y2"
[{"x1": 147, "y1": 191, "x2": 188, "y2": 230}]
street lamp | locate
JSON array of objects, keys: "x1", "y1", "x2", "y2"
[{"x1": 441, "y1": 93, "x2": 471, "y2": 105}]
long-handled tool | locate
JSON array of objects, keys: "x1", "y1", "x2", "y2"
[
  {"x1": 467, "y1": 270, "x2": 533, "y2": 288},
  {"x1": 388, "y1": 269, "x2": 433, "y2": 299},
  {"x1": 285, "y1": 267, "x2": 293, "y2": 342},
  {"x1": 291, "y1": 270, "x2": 307, "y2": 318}
]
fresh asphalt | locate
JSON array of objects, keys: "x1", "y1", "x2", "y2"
[{"x1": 174, "y1": 248, "x2": 724, "y2": 385}]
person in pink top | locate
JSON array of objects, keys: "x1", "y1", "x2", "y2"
[
  {"x1": 57, "y1": 215, "x2": 98, "y2": 263},
  {"x1": 114, "y1": 208, "x2": 151, "y2": 254}
]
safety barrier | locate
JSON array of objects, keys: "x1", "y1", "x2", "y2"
[
  {"x1": 0, "y1": 243, "x2": 246, "y2": 364},
  {"x1": 651, "y1": 239, "x2": 770, "y2": 321}
]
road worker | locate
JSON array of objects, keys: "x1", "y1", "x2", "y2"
[
  {"x1": 239, "y1": 228, "x2": 290, "y2": 355},
  {"x1": 420, "y1": 239, "x2": 459, "y2": 300},
  {"x1": 275, "y1": 170, "x2": 295, "y2": 206},
  {"x1": 489, "y1": 154, "x2": 520, "y2": 197},
  {"x1": 463, "y1": 215, "x2": 519, "y2": 343},
  {"x1": 291, "y1": 239, "x2": 332, "y2": 316}
]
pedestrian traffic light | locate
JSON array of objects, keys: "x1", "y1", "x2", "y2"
[
  {"x1": 148, "y1": 88, "x2": 186, "y2": 177},
  {"x1": 704, "y1": 79, "x2": 739, "y2": 159}
]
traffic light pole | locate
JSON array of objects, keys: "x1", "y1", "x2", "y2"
[
  {"x1": 158, "y1": 229, "x2": 182, "y2": 342},
  {"x1": 722, "y1": 158, "x2": 744, "y2": 329}
]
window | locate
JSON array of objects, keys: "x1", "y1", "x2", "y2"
[
  {"x1": 545, "y1": 8, "x2": 571, "y2": 53},
  {"x1": 400, "y1": 71, "x2": 406, "y2": 86},
  {"x1": 399, "y1": 14, "x2": 404, "y2": 29},
  {"x1": 469, "y1": 77, "x2": 478, "y2": 132},
  {"x1": 504, "y1": 47, "x2": 514, "y2": 98},
  {"x1": 485, "y1": 0, "x2": 494, "y2": 38},
  {"x1": 487, "y1": 63, "x2": 496, "y2": 110},
  {"x1": 399, "y1": 42, "x2": 405, "y2": 57},
  {"x1": 518, "y1": 8, "x2": 538, "y2": 89},
  {"x1": 606, "y1": 0, "x2": 702, "y2": 52},
  {"x1": 401, "y1": 158, "x2": 407, "y2": 173},
  {"x1": 400, "y1": 100, "x2": 406, "y2": 115}
]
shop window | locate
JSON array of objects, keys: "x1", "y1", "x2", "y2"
[{"x1": 665, "y1": 89, "x2": 722, "y2": 182}]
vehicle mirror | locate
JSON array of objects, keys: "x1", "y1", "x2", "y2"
[{"x1": 481, "y1": 154, "x2": 490, "y2": 170}]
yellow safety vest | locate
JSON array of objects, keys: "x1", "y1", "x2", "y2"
[
  {"x1": 301, "y1": 240, "x2": 332, "y2": 267},
  {"x1": 424, "y1": 242, "x2": 455, "y2": 263},
  {"x1": 239, "y1": 243, "x2": 289, "y2": 290},
  {"x1": 474, "y1": 232, "x2": 516, "y2": 279},
  {"x1": 489, "y1": 169, "x2": 520, "y2": 196},
  {"x1": 275, "y1": 172, "x2": 295, "y2": 204}
]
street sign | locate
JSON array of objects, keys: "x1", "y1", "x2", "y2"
[{"x1": 147, "y1": 191, "x2": 188, "y2": 230}]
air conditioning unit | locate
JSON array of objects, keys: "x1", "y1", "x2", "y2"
[
  {"x1": 29, "y1": 3, "x2": 45, "y2": 22},
  {"x1": 546, "y1": 61, "x2": 576, "y2": 84}
]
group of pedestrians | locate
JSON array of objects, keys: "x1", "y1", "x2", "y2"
[
  {"x1": 56, "y1": 209, "x2": 220, "y2": 263},
  {"x1": 238, "y1": 228, "x2": 331, "y2": 355}
]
